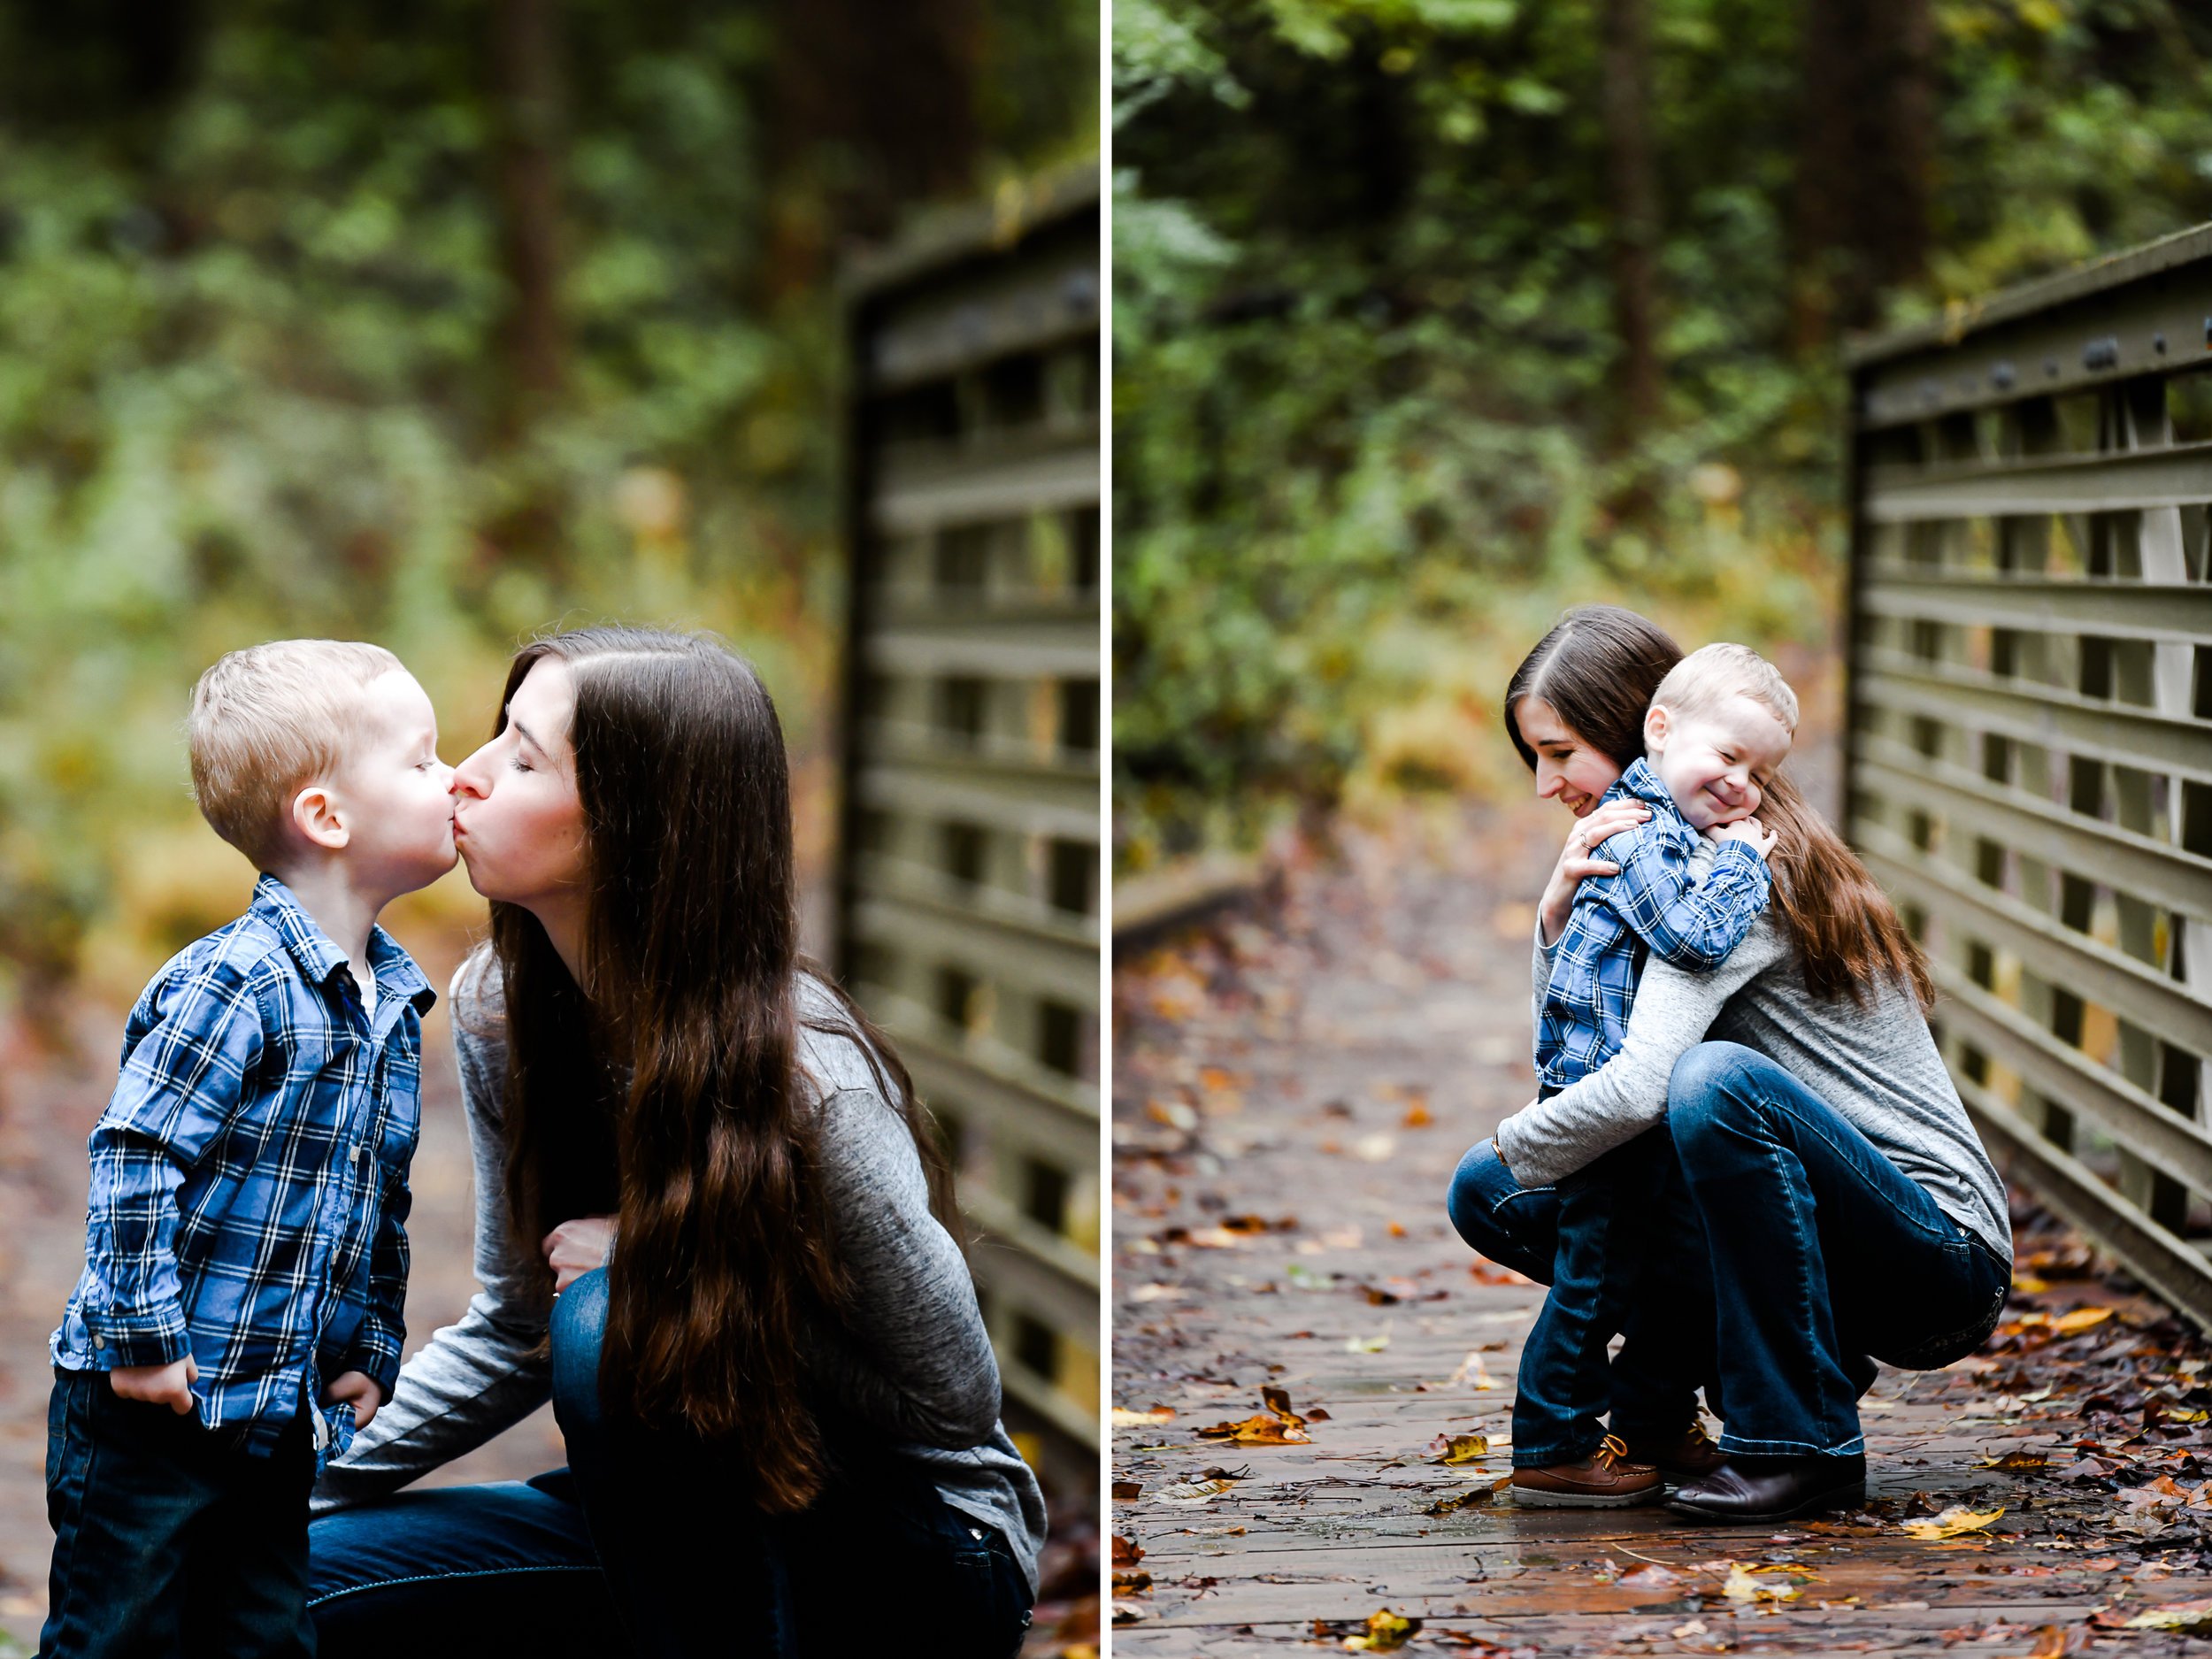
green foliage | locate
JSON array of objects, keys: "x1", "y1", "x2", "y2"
[
  {"x1": 1112, "y1": 0, "x2": 2212, "y2": 866},
  {"x1": 0, "y1": 0, "x2": 1092, "y2": 1003}
]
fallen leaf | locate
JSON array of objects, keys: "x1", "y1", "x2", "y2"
[
  {"x1": 1616, "y1": 1563, "x2": 1679, "y2": 1590},
  {"x1": 1722, "y1": 1563, "x2": 1802, "y2": 1602},
  {"x1": 1353, "y1": 1133, "x2": 1398, "y2": 1163},
  {"x1": 1181, "y1": 1226, "x2": 1248, "y2": 1248},
  {"x1": 1386, "y1": 1220, "x2": 1408, "y2": 1237},
  {"x1": 2126, "y1": 1599, "x2": 2212, "y2": 1634},
  {"x1": 1342, "y1": 1608, "x2": 1419, "y2": 1652},
  {"x1": 1426, "y1": 1432, "x2": 1491, "y2": 1465},
  {"x1": 1260, "y1": 1385, "x2": 1302, "y2": 1418},
  {"x1": 1111, "y1": 1571, "x2": 1152, "y2": 1594},
  {"x1": 1112, "y1": 1405, "x2": 1175, "y2": 1427},
  {"x1": 1155, "y1": 1479, "x2": 1239, "y2": 1505},
  {"x1": 1403, "y1": 1103, "x2": 1434, "y2": 1128},
  {"x1": 2051, "y1": 1306, "x2": 2116, "y2": 1337},
  {"x1": 1444, "y1": 1350, "x2": 1501, "y2": 1389},
  {"x1": 1902, "y1": 1504, "x2": 2005, "y2": 1540},
  {"x1": 1468, "y1": 1260, "x2": 1535, "y2": 1286},
  {"x1": 1347, "y1": 1326, "x2": 1393, "y2": 1354},
  {"x1": 1111, "y1": 1601, "x2": 1147, "y2": 1625},
  {"x1": 1977, "y1": 1451, "x2": 2049, "y2": 1472},
  {"x1": 1110, "y1": 1535, "x2": 1144, "y2": 1568},
  {"x1": 1194, "y1": 1413, "x2": 1310, "y2": 1445},
  {"x1": 1423, "y1": 1486, "x2": 1495, "y2": 1516},
  {"x1": 1128, "y1": 1283, "x2": 1186, "y2": 1302},
  {"x1": 1111, "y1": 1479, "x2": 1141, "y2": 1501}
]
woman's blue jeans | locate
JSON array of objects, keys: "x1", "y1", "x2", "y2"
[
  {"x1": 1667, "y1": 1042, "x2": 2008, "y2": 1455},
  {"x1": 1447, "y1": 1126, "x2": 1720, "y2": 1467},
  {"x1": 306, "y1": 1270, "x2": 1033, "y2": 1657}
]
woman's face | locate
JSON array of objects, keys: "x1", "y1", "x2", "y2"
[
  {"x1": 1515, "y1": 696, "x2": 1624, "y2": 818},
  {"x1": 450, "y1": 657, "x2": 588, "y2": 908}
]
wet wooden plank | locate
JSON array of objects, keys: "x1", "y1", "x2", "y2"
[{"x1": 1113, "y1": 802, "x2": 2212, "y2": 1655}]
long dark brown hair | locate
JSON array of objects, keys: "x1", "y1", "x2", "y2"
[
  {"x1": 480, "y1": 626, "x2": 956, "y2": 1512},
  {"x1": 1504, "y1": 605, "x2": 1932, "y2": 1009}
]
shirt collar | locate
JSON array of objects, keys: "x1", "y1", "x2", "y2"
[
  {"x1": 250, "y1": 874, "x2": 436, "y2": 1014},
  {"x1": 1616, "y1": 757, "x2": 1679, "y2": 813}
]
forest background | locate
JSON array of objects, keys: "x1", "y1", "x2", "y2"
[
  {"x1": 0, "y1": 0, "x2": 1096, "y2": 1018},
  {"x1": 1111, "y1": 0, "x2": 2212, "y2": 866}
]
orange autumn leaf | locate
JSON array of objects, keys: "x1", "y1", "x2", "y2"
[
  {"x1": 1195, "y1": 1413, "x2": 1311, "y2": 1444},
  {"x1": 1199, "y1": 1386, "x2": 1314, "y2": 1444}
]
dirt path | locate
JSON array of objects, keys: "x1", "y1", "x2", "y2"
[{"x1": 1111, "y1": 800, "x2": 2212, "y2": 1656}]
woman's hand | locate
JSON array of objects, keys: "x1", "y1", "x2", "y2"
[
  {"x1": 1539, "y1": 799, "x2": 1648, "y2": 944},
  {"x1": 1709, "y1": 815, "x2": 1779, "y2": 860},
  {"x1": 543, "y1": 1216, "x2": 617, "y2": 1293}
]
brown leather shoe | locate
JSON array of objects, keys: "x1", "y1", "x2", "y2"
[
  {"x1": 1624, "y1": 1419, "x2": 1727, "y2": 1480},
  {"x1": 1509, "y1": 1434, "x2": 1664, "y2": 1508}
]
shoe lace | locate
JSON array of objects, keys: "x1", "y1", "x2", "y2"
[
  {"x1": 1594, "y1": 1433, "x2": 1632, "y2": 1470},
  {"x1": 1683, "y1": 1419, "x2": 1719, "y2": 1454}
]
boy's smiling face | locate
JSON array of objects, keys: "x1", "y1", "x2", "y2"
[
  {"x1": 325, "y1": 670, "x2": 457, "y2": 890},
  {"x1": 1643, "y1": 695, "x2": 1792, "y2": 832}
]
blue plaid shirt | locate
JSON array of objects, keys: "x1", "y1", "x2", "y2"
[
  {"x1": 51, "y1": 874, "x2": 433, "y2": 1457},
  {"x1": 1535, "y1": 758, "x2": 1772, "y2": 1093}
]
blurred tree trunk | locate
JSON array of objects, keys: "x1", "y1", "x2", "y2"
[
  {"x1": 490, "y1": 0, "x2": 566, "y2": 428},
  {"x1": 761, "y1": 0, "x2": 983, "y2": 300},
  {"x1": 1790, "y1": 0, "x2": 1933, "y2": 349},
  {"x1": 1599, "y1": 0, "x2": 1661, "y2": 447}
]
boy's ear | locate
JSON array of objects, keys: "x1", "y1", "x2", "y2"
[
  {"x1": 289, "y1": 783, "x2": 350, "y2": 852},
  {"x1": 1643, "y1": 703, "x2": 1671, "y2": 753}
]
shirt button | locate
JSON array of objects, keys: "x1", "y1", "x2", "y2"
[{"x1": 92, "y1": 1335, "x2": 105, "y2": 1349}]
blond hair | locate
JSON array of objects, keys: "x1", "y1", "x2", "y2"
[
  {"x1": 1649, "y1": 641, "x2": 1799, "y2": 733},
  {"x1": 188, "y1": 641, "x2": 404, "y2": 867}
]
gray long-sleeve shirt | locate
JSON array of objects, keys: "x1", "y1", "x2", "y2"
[
  {"x1": 1494, "y1": 843, "x2": 2011, "y2": 1262},
  {"x1": 311, "y1": 950, "x2": 1047, "y2": 1594}
]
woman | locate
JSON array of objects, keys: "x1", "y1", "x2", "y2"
[
  {"x1": 1447, "y1": 605, "x2": 2012, "y2": 1523},
  {"x1": 303, "y1": 628, "x2": 1042, "y2": 1656}
]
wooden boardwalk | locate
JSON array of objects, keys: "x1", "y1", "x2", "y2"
[{"x1": 1111, "y1": 803, "x2": 2212, "y2": 1655}]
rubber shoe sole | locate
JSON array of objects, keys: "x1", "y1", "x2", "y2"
[
  {"x1": 1664, "y1": 1477, "x2": 1866, "y2": 1524},
  {"x1": 1509, "y1": 1479, "x2": 1664, "y2": 1509}
]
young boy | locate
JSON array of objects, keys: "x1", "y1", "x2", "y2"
[
  {"x1": 41, "y1": 641, "x2": 457, "y2": 1658},
  {"x1": 1507, "y1": 642, "x2": 1797, "y2": 1507}
]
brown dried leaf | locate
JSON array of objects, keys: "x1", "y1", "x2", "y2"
[
  {"x1": 1111, "y1": 1571, "x2": 1152, "y2": 1594},
  {"x1": 1110, "y1": 1534, "x2": 1144, "y2": 1568}
]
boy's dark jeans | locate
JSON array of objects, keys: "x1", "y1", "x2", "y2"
[
  {"x1": 1669, "y1": 1041, "x2": 2010, "y2": 1455},
  {"x1": 42, "y1": 1368, "x2": 317, "y2": 1659},
  {"x1": 1448, "y1": 1124, "x2": 1716, "y2": 1468}
]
